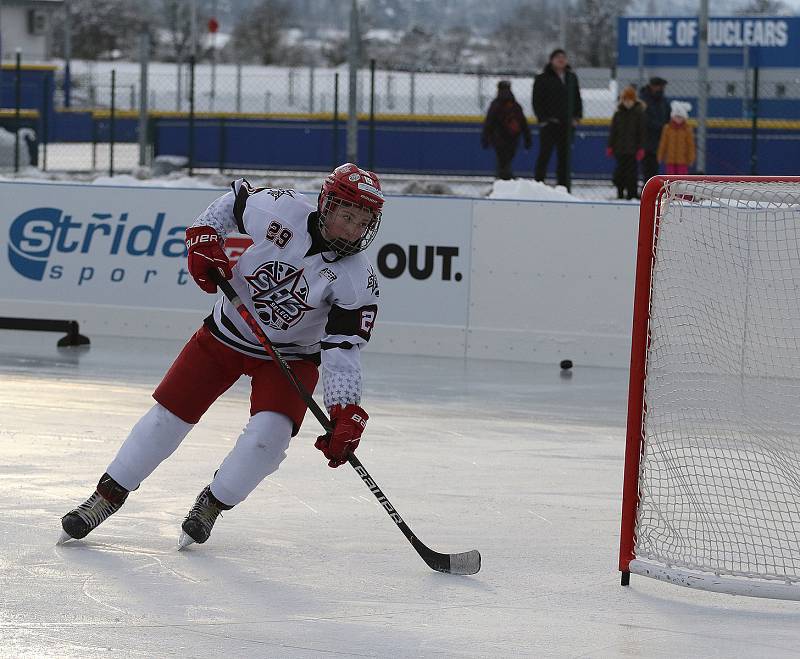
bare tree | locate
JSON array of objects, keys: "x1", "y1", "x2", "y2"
[
  {"x1": 735, "y1": 0, "x2": 790, "y2": 14},
  {"x1": 50, "y1": 0, "x2": 153, "y2": 60},
  {"x1": 229, "y1": 0, "x2": 294, "y2": 64},
  {"x1": 160, "y1": 0, "x2": 188, "y2": 62},
  {"x1": 568, "y1": 0, "x2": 631, "y2": 67},
  {"x1": 489, "y1": 3, "x2": 558, "y2": 73}
]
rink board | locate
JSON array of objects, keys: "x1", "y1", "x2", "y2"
[{"x1": 0, "y1": 181, "x2": 638, "y2": 366}]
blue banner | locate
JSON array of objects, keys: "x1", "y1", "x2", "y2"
[{"x1": 617, "y1": 16, "x2": 800, "y2": 67}]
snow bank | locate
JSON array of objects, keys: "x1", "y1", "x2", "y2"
[
  {"x1": 0, "y1": 127, "x2": 36, "y2": 168},
  {"x1": 89, "y1": 173, "x2": 224, "y2": 188},
  {"x1": 487, "y1": 178, "x2": 581, "y2": 202}
]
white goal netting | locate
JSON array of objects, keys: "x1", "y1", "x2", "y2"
[{"x1": 636, "y1": 179, "x2": 800, "y2": 583}]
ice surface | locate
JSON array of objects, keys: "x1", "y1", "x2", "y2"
[{"x1": 1, "y1": 330, "x2": 800, "y2": 658}]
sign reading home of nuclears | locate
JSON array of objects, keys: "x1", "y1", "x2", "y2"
[{"x1": 617, "y1": 16, "x2": 800, "y2": 67}]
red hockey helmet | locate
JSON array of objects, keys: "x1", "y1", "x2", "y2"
[{"x1": 317, "y1": 163, "x2": 384, "y2": 256}]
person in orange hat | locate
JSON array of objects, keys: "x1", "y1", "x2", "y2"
[{"x1": 606, "y1": 85, "x2": 646, "y2": 199}]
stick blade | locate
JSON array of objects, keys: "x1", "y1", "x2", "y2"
[
  {"x1": 447, "y1": 550, "x2": 481, "y2": 575},
  {"x1": 425, "y1": 549, "x2": 482, "y2": 575}
]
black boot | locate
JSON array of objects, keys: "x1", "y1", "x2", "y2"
[
  {"x1": 179, "y1": 485, "x2": 233, "y2": 548},
  {"x1": 60, "y1": 473, "x2": 129, "y2": 541}
]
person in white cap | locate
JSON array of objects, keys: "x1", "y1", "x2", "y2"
[{"x1": 657, "y1": 101, "x2": 695, "y2": 175}]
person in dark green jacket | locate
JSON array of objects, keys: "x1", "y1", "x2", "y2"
[
  {"x1": 532, "y1": 49, "x2": 583, "y2": 188},
  {"x1": 606, "y1": 86, "x2": 646, "y2": 199}
]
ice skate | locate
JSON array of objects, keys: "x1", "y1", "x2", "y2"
[
  {"x1": 178, "y1": 485, "x2": 232, "y2": 550},
  {"x1": 58, "y1": 473, "x2": 129, "y2": 544}
]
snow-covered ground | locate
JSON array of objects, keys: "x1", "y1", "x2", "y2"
[
  {"x1": 56, "y1": 59, "x2": 617, "y2": 118},
  {"x1": 2, "y1": 331, "x2": 800, "y2": 658}
]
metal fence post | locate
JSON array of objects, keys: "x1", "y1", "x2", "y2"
[
  {"x1": 409, "y1": 69, "x2": 415, "y2": 115},
  {"x1": 236, "y1": 61, "x2": 242, "y2": 113},
  {"x1": 742, "y1": 46, "x2": 750, "y2": 118},
  {"x1": 91, "y1": 114, "x2": 97, "y2": 171},
  {"x1": 333, "y1": 72, "x2": 339, "y2": 168},
  {"x1": 176, "y1": 59, "x2": 183, "y2": 111},
  {"x1": 696, "y1": 0, "x2": 709, "y2": 174},
  {"x1": 188, "y1": 55, "x2": 195, "y2": 176},
  {"x1": 565, "y1": 73, "x2": 575, "y2": 193},
  {"x1": 41, "y1": 72, "x2": 49, "y2": 171},
  {"x1": 637, "y1": 45, "x2": 644, "y2": 89},
  {"x1": 346, "y1": 0, "x2": 358, "y2": 163},
  {"x1": 14, "y1": 50, "x2": 21, "y2": 173},
  {"x1": 109, "y1": 69, "x2": 116, "y2": 177},
  {"x1": 750, "y1": 64, "x2": 759, "y2": 175},
  {"x1": 64, "y1": 0, "x2": 72, "y2": 108},
  {"x1": 138, "y1": 32, "x2": 149, "y2": 167},
  {"x1": 218, "y1": 116, "x2": 226, "y2": 173},
  {"x1": 477, "y1": 67, "x2": 483, "y2": 112},
  {"x1": 369, "y1": 59, "x2": 375, "y2": 170},
  {"x1": 309, "y1": 65, "x2": 315, "y2": 113}
]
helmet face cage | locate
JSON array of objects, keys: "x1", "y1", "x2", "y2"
[
  {"x1": 317, "y1": 164, "x2": 384, "y2": 257},
  {"x1": 318, "y1": 195, "x2": 382, "y2": 257}
]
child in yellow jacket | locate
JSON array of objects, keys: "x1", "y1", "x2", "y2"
[{"x1": 657, "y1": 101, "x2": 695, "y2": 175}]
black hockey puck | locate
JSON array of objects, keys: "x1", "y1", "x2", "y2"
[{"x1": 560, "y1": 359, "x2": 573, "y2": 370}]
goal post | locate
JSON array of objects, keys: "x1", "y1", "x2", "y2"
[{"x1": 620, "y1": 175, "x2": 800, "y2": 599}]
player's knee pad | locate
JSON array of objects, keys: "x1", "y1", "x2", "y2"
[
  {"x1": 211, "y1": 411, "x2": 293, "y2": 506},
  {"x1": 237, "y1": 410, "x2": 293, "y2": 468},
  {"x1": 107, "y1": 403, "x2": 194, "y2": 491}
]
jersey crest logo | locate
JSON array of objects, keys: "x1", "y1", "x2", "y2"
[
  {"x1": 366, "y1": 266, "x2": 380, "y2": 297},
  {"x1": 266, "y1": 188, "x2": 295, "y2": 201},
  {"x1": 246, "y1": 261, "x2": 315, "y2": 331}
]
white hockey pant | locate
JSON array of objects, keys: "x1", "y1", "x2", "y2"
[
  {"x1": 106, "y1": 404, "x2": 292, "y2": 507},
  {"x1": 210, "y1": 411, "x2": 293, "y2": 506}
]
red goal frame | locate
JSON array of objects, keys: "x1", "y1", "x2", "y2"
[{"x1": 618, "y1": 175, "x2": 800, "y2": 589}]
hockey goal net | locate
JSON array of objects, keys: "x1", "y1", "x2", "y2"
[{"x1": 619, "y1": 175, "x2": 800, "y2": 599}]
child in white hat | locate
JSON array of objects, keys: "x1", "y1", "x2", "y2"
[{"x1": 657, "y1": 101, "x2": 695, "y2": 175}]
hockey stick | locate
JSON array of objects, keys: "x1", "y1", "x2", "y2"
[{"x1": 209, "y1": 269, "x2": 481, "y2": 575}]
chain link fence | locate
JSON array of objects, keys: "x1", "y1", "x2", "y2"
[{"x1": 0, "y1": 52, "x2": 797, "y2": 186}]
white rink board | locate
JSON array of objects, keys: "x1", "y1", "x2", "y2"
[
  {"x1": 0, "y1": 181, "x2": 638, "y2": 366},
  {"x1": 468, "y1": 199, "x2": 638, "y2": 366},
  {"x1": 362, "y1": 195, "x2": 472, "y2": 358}
]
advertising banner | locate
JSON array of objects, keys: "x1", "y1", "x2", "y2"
[
  {"x1": 1, "y1": 181, "x2": 472, "y2": 333},
  {"x1": 617, "y1": 16, "x2": 800, "y2": 67}
]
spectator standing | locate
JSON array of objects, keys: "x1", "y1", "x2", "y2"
[
  {"x1": 606, "y1": 86, "x2": 646, "y2": 200},
  {"x1": 638, "y1": 76, "x2": 670, "y2": 183},
  {"x1": 481, "y1": 80, "x2": 532, "y2": 180},
  {"x1": 532, "y1": 48, "x2": 583, "y2": 189},
  {"x1": 657, "y1": 101, "x2": 695, "y2": 175}
]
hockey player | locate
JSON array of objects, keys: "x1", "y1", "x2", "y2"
[{"x1": 59, "y1": 163, "x2": 384, "y2": 548}]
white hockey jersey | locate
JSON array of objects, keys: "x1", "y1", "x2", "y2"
[{"x1": 191, "y1": 179, "x2": 380, "y2": 409}]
